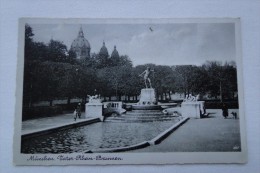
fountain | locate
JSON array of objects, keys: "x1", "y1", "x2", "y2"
[
  {"x1": 132, "y1": 67, "x2": 161, "y2": 110},
  {"x1": 104, "y1": 67, "x2": 179, "y2": 122},
  {"x1": 21, "y1": 68, "x2": 191, "y2": 154}
]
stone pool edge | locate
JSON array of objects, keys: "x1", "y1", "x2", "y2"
[
  {"x1": 83, "y1": 117, "x2": 190, "y2": 153},
  {"x1": 149, "y1": 117, "x2": 190, "y2": 145},
  {"x1": 22, "y1": 118, "x2": 101, "y2": 140}
]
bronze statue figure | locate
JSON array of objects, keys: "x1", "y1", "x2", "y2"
[{"x1": 139, "y1": 67, "x2": 154, "y2": 88}]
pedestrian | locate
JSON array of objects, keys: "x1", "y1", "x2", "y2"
[
  {"x1": 76, "y1": 103, "x2": 81, "y2": 119},
  {"x1": 73, "y1": 109, "x2": 77, "y2": 121},
  {"x1": 222, "y1": 103, "x2": 228, "y2": 119}
]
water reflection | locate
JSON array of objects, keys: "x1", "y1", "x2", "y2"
[{"x1": 22, "y1": 119, "x2": 179, "y2": 153}]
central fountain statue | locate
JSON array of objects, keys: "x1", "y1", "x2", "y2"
[
  {"x1": 132, "y1": 67, "x2": 161, "y2": 110},
  {"x1": 139, "y1": 67, "x2": 153, "y2": 88}
]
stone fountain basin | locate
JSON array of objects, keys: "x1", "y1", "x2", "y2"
[
  {"x1": 132, "y1": 104, "x2": 162, "y2": 110},
  {"x1": 158, "y1": 102, "x2": 178, "y2": 109}
]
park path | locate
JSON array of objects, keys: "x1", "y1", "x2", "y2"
[
  {"x1": 131, "y1": 109, "x2": 241, "y2": 152},
  {"x1": 22, "y1": 112, "x2": 97, "y2": 135}
]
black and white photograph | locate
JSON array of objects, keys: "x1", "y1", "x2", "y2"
[{"x1": 13, "y1": 18, "x2": 246, "y2": 165}]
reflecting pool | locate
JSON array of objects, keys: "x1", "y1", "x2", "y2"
[{"x1": 21, "y1": 117, "x2": 180, "y2": 153}]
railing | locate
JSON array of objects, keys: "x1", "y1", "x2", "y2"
[{"x1": 103, "y1": 102, "x2": 123, "y2": 109}]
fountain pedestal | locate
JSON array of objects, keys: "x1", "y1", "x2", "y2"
[
  {"x1": 85, "y1": 99, "x2": 103, "y2": 121},
  {"x1": 181, "y1": 101, "x2": 205, "y2": 118},
  {"x1": 139, "y1": 88, "x2": 157, "y2": 105},
  {"x1": 132, "y1": 88, "x2": 161, "y2": 110}
]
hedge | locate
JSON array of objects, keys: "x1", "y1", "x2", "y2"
[{"x1": 22, "y1": 106, "x2": 63, "y2": 121}]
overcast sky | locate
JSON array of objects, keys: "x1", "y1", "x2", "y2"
[{"x1": 30, "y1": 22, "x2": 236, "y2": 66}]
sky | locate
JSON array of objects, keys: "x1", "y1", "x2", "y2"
[{"x1": 29, "y1": 22, "x2": 236, "y2": 66}]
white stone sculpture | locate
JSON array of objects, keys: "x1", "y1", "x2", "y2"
[
  {"x1": 87, "y1": 95, "x2": 101, "y2": 103},
  {"x1": 184, "y1": 94, "x2": 199, "y2": 102}
]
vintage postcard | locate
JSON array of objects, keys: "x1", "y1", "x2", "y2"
[{"x1": 14, "y1": 18, "x2": 247, "y2": 165}]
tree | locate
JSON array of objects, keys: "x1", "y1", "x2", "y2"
[
  {"x1": 159, "y1": 66, "x2": 176, "y2": 100},
  {"x1": 25, "y1": 24, "x2": 34, "y2": 45},
  {"x1": 189, "y1": 66, "x2": 208, "y2": 95},
  {"x1": 23, "y1": 24, "x2": 40, "y2": 107},
  {"x1": 46, "y1": 39, "x2": 68, "y2": 62},
  {"x1": 58, "y1": 63, "x2": 81, "y2": 104},
  {"x1": 67, "y1": 49, "x2": 77, "y2": 64},
  {"x1": 202, "y1": 61, "x2": 237, "y2": 101},
  {"x1": 172, "y1": 65, "x2": 194, "y2": 95},
  {"x1": 34, "y1": 62, "x2": 60, "y2": 106},
  {"x1": 202, "y1": 61, "x2": 224, "y2": 100},
  {"x1": 96, "y1": 66, "x2": 134, "y2": 101},
  {"x1": 23, "y1": 60, "x2": 42, "y2": 107},
  {"x1": 118, "y1": 55, "x2": 133, "y2": 67},
  {"x1": 221, "y1": 62, "x2": 238, "y2": 100},
  {"x1": 24, "y1": 24, "x2": 34, "y2": 61},
  {"x1": 77, "y1": 67, "x2": 98, "y2": 102}
]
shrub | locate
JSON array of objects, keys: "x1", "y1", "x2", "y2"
[
  {"x1": 204, "y1": 101, "x2": 238, "y2": 109},
  {"x1": 22, "y1": 106, "x2": 63, "y2": 121},
  {"x1": 58, "y1": 103, "x2": 85, "y2": 112}
]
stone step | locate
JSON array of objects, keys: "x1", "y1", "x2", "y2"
[
  {"x1": 130, "y1": 110, "x2": 162, "y2": 112},
  {"x1": 106, "y1": 116, "x2": 176, "y2": 120},
  {"x1": 104, "y1": 118, "x2": 177, "y2": 123},
  {"x1": 125, "y1": 112, "x2": 164, "y2": 117},
  {"x1": 105, "y1": 116, "x2": 180, "y2": 122},
  {"x1": 125, "y1": 114, "x2": 163, "y2": 116},
  {"x1": 126, "y1": 110, "x2": 163, "y2": 115}
]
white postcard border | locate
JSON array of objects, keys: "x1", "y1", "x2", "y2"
[{"x1": 14, "y1": 18, "x2": 247, "y2": 165}]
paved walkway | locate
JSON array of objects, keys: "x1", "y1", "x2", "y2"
[
  {"x1": 132, "y1": 109, "x2": 241, "y2": 152},
  {"x1": 22, "y1": 112, "x2": 97, "y2": 135}
]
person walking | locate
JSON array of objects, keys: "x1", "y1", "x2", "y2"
[
  {"x1": 74, "y1": 103, "x2": 81, "y2": 121},
  {"x1": 73, "y1": 109, "x2": 77, "y2": 121},
  {"x1": 222, "y1": 103, "x2": 228, "y2": 119},
  {"x1": 76, "y1": 103, "x2": 81, "y2": 119}
]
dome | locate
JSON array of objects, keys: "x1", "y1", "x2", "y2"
[
  {"x1": 71, "y1": 37, "x2": 90, "y2": 49},
  {"x1": 111, "y1": 45, "x2": 119, "y2": 59},
  {"x1": 99, "y1": 41, "x2": 109, "y2": 57},
  {"x1": 71, "y1": 27, "x2": 91, "y2": 59}
]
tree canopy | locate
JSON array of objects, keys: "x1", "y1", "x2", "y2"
[{"x1": 23, "y1": 24, "x2": 238, "y2": 107}]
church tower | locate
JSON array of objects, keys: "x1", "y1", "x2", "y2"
[
  {"x1": 111, "y1": 45, "x2": 119, "y2": 59},
  {"x1": 71, "y1": 26, "x2": 91, "y2": 59},
  {"x1": 99, "y1": 41, "x2": 109, "y2": 58}
]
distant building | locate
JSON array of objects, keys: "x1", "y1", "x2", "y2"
[
  {"x1": 70, "y1": 26, "x2": 91, "y2": 59},
  {"x1": 99, "y1": 41, "x2": 109, "y2": 58},
  {"x1": 71, "y1": 27, "x2": 120, "y2": 61},
  {"x1": 111, "y1": 45, "x2": 119, "y2": 59}
]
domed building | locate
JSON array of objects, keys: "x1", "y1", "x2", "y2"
[
  {"x1": 111, "y1": 45, "x2": 119, "y2": 59},
  {"x1": 99, "y1": 41, "x2": 109, "y2": 58},
  {"x1": 71, "y1": 26, "x2": 91, "y2": 59}
]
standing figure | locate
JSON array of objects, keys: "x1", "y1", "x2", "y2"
[
  {"x1": 73, "y1": 109, "x2": 77, "y2": 121},
  {"x1": 183, "y1": 94, "x2": 189, "y2": 102},
  {"x1": 139, "y1": 67, "x2": 154, "y2": 88},
  {"x1": 222, "y1": 103, "x2": 228, "y2": 119},
  {"x1": 76, "y1": 103, "x2": 81, "y2": 120}
]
